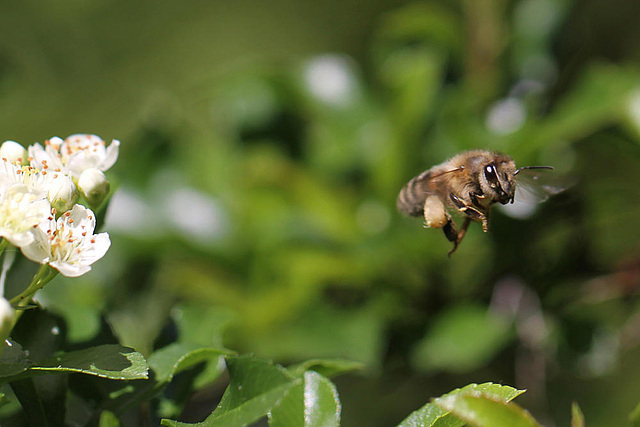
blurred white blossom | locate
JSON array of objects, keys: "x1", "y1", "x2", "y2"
[
  {"x1": 162, "y1": 186, "x2": 226, "y2": 245},
  {"x1": 29, "y1": 134, "x2": 120, "y2": 179},
  {"x1": 21, "y1": 204, "x2": 110, "y2": 277},
  {"x1": 303, "y1": 55, "x2": 359, "y2": 106},
  {"x1": 486, "y1": 98, "x2": 526, "y2": 135}
]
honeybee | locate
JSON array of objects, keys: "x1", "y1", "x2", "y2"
[{"x1": 397, "y1": 150, "x2": 556, "y2": 255}]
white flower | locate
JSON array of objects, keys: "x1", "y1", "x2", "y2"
[
  {"x1": 0, "y1": 184, "x2": 51, "y2": 248},
  {"x1": 0, "y1": 141, "x2": 27, "y2": 164},
  {"x1": 77, "y1": 168, "x2": 110, "y2": 208},
  {"x1": 21, "y1": 204, "x2": 111, "y2": 277},
  {"x1": 29, "y1": 134, "x2": 120, "y2": 179},
  {"x1": 0, "y1": 159, "x2": 78, "y2": 210},
  {"x1": 48, "y1": 174, "x2": 78, "y2": 213}
]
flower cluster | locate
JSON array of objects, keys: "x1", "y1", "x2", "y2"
[{"x1": 0, "y1": 134, "x2": 118, "y2": 277}]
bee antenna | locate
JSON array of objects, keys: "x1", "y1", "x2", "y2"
[{"x1": 514, "y1": 166, "x2": 553, "y2": 176}]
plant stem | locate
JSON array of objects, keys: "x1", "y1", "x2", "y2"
[
  {"x1": 0, "y1": 239, "x2": 9, "y2": 259},
  {"x1": 10, "y1": 264, "x2": 58, "y2": 307}
]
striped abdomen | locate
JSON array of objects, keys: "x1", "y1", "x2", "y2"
[{"x1": 397, "y1": 170, "x2": 432, "y2": 217}]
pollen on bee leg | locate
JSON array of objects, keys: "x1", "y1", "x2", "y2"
[{"x1": 423, "y1": 196, "x2": 448, "y2": 228}]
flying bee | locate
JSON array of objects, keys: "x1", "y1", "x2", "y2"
[{"x1": 397, "y1": 150, "x2": 557, "y2": 255}]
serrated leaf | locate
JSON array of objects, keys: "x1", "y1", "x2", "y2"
[
  {"x1": 287, "y1": 358, "x2": 363, "y2": 379},
  {"x1": 397, "y1": 383, "x2": 524, "y2": 427},
  {"x1": 433, "y1": 393, "x2": 543, "y2": 427},
  {"x1": 149, "y1": 342, "x2": 233, "y2": 384},
  {"x1": 161, "y1": 355, "x2": 298, "y2": 427},
  {"x1": 31, "y1": 345, "x2": 148, "y2": 380},
  {"x1": 269, "y1": 370, "x2": 341, "y2": 427}
]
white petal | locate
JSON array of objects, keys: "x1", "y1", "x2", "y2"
[
  {"x1": 0, "y1": 141, "x2": 27, "y2": 163},
  {"x1": 101, "y1": 139, "x2": 120, "y2": 171},
  {"x1": 20, "y1": 231, "x2": 51, "y2": 264},
  {"x1": 80, "y1": 233, "x2": 111, "y2": 263},
  {"x1": 68, "y1": 204, "x2": 96, "y2": 230},
  {"x1": 29, "y1": 142, "x2": 62, "y2": 172},
  {"x1": 65, "y1": 152, "x2": 96, "y2": 177},
  {"x1": 50, "y1": 261, "x2": 91, "y2": 278}
]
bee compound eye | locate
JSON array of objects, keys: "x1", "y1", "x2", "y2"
[{"x1": 483, "y1": 164, "x2": 500, "y2": 188}]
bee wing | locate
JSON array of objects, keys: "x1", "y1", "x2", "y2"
[
  {"x1": 515, "y1": 168, "x2": 567, "y2": 203},
  {"x1": 500, "y1": 167, "x2": 570, "y2": 219}
]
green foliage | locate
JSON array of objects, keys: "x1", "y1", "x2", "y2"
[
  {"x1": 411, "y1": 305, "x2": 513, "y2": 373},
  {"x1": 0, "y1": 341, "x2": 148, "y2": 383},
  {"x1": 433, "y1": 393, "x2": 543, "y2": 427},
  {"x1": 631, "y1": 402, "x2": 640, "y2": 427},
  {"x1": 571, "y1": 403, "x2": 585, "y2": 427},
  {"x1": 398, "y1": 383, "x2": 525, "y2": 427},
  {"x1": 162, "y1": 355, "x2": 298, "y2": 427},
  {"x1": 1, "y1": 0, "x2": 640, "y2": 425},
  {"x1": 268, "y1": 370, "x2": 341, "y2": 427}
]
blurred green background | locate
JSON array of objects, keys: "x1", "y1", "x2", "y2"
[{"x1": 2, "y1": 0, "x2": 640, "y2": 425}]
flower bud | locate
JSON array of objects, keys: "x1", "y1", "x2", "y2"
[
  {"x1": 0, "y1": 140, "x2": 27, "y2": 164},
  {"x1": 78, "y1": 168, "x2": 110, "y2": 208},
  {"x1": 48, "y1": 175, "x2": 79, "y2": 213},
  {"x1": 0, "y1": 297, "x2": 15, "y2": 352}
]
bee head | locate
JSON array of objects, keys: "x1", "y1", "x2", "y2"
[{"x1": 479, "y1": 161, "x2": 516, "y2": 204}]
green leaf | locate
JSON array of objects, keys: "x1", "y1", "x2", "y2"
[
  {"x1": 107, "y1": 288, "x2": 174, "y2": 357},
  {"x1": 433, "y1": 392, "x2": 543, "y2": 427},
  {"x1": 0, "y1": 341, "x2": 30, "y2": 381},
  {"x1": 31, "y1": 345, "x2": 148, "y2": 380},
  {"x1": 287, "y1": 358, "x2": 363, "y2": 379},
  {"x1": 171, "y1": 304, "x2": 236, "y2": 388},
  {"x1": 100, "y1": 410, "x2": 122, "y2": 427},
  {"x1": 571, "y1": 402, "x2": 585, "y2": 427},
  {"x1": 11, "y1": 378, "x2": 50, "y2": 427},
  {"x1": 149, "y1": 342, "x2": 233, "y2": 384},
  {"x1": 411, "y1": 305, "x2": 513, "y2": 373},
  {"x1": 251, "y1": 305, "x2": 384, "y2": 370},
  {"x1": 172, "y1": 304, "x2": 235, "y2": 348},
  {"x1": 397, "y1": 383, "x2": 524, "y2": 427},
  {"x1": 269, "y1": 371, "x2": 340, "y2": 427},
  {"x1": 629, "y1": 401, "x2": 640, "y2": 427},
  {"x1": 522, "y1": 63, "x2": 640, "y2": 155},
  {"x1": 375, "y1": 2, "x2": 463, "y2": 58},
  {"x1": 161, "y1": 355, "x2": 298, "y2": 427}
]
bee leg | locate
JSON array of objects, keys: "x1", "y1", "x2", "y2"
[
  {"x1": 470, "y1": 191, "x2": 485, "y2": 209},
  {"x1": 449, "y1": 193, "x2": 486, "y2": 223},
  {"x1": 443, "y1": 216, "x2": 458, "y2": 243},
  {"x1": 481, "y1": 213, "x2": 490, "y2": 232},
  {"x1": 446, "y1": 217, "x2": 472, "y2": 256}
]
